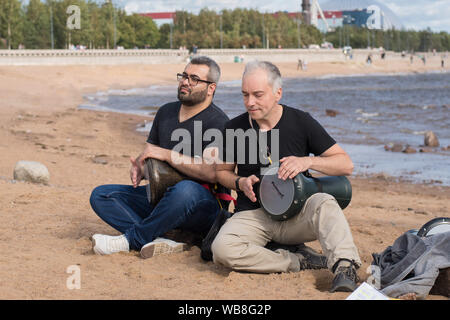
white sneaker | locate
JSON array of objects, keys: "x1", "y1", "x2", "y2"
[
  {"x1": 140, "y1": 237, "x2": 187, "y2": 259},
  {"x1": 91, "y1": 234, "x2": 130, "y2": 255}
]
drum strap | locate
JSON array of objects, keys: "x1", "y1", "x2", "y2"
[{"x1": 201, "y1": 183, "x2": 237, "y2": 209}]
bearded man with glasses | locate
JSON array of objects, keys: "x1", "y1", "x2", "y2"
[{"x1": 89, "y1": 56, "x2": 230, "y2": 258}]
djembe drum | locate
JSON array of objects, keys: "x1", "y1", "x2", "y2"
[
  {"x1": 257, "y1": 166, "x2": 352, "y2": 221},
  {"x1": 143, "y1": 158, "x2": 187, "y2": 205}
]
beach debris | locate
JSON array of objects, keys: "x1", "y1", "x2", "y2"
[
  {"x1": 384, "y1": 143, "x2": 404, "y2": 152},
  {"x1": 419, "y1": 147, "x2": 434, "y2": 153},
  {"x1": 13, "y1": 160, "x2": 50, "y2": 185},
  {"x1": 325, "y1": 109, "x2": 338, "y2": 117},
  {"x1": 92, "y1": 155, "x2": 108, "y2": 165},
  {"x1": 375, "y1": 172, "x2": 392, "y2": 181},
  {"x1": 402, "y1": 145, "x2": 417, "y2": 154},
  {"x1": 424, "y1": 131, "x2": 439, "y2": 147},
  {"x1": 137, "y1": 120, "x2": 147, "y2": 128}
]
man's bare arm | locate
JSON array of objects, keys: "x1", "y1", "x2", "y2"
[
  {"x1": 137, "y1": 143, "x2": 218, "y2": 183},
  {"x1": 215, "y1": 162, "x2": 238, "y2": 190},
  {"x1": 309, "y1": 143, "x2": 354, "y2": 176},
  {"x1": 216, "y1": 162, "x2": 259, "y2": 203},
  {"x1": 278, "y1": 143, "x2": 354, "y2": 180}
]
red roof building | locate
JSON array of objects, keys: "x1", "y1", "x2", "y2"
[{"x1": 139, "y1": 12, "x2": 176, "y2": 20}]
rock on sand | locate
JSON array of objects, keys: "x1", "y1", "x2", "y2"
[
  {"x1": 424, "y1": 131, "x2": 439, "y2": 147},
  {"x1": 13, "y1": 161, "x2": 50, "y2": 185}
]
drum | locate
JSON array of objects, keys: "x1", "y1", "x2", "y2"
[
  {"x1": 257, "y1": 166, "x2": 352, "y2": 221},
  {"x1": 417, "y1": 217, "x2": 450, "y2": 237},
  {"x1": 143, "y1": 158, "x2": 186, "y2": 205}
]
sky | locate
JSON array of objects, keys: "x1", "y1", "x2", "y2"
[{"x1": 105, "y1": 0, "x2": 450, "y2": 33}]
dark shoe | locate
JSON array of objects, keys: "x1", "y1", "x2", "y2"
[
  {"x1": 330, "y1": 260, "x2": 359, "y2": 293},
  {"x1": 296, "y1": 243, "x2": 328, "y2": 270},
  {"x1": 265, "y1": 242, "x2": 328, "y2": 270}
]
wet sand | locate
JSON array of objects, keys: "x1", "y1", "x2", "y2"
[{"x1": 0, "y1": 56, "x2": 448, "y2": 299}]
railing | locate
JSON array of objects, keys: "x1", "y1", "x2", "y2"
[
  {"x1": 0, "y1": 49, "x2": 190, "y2": 65},
  {"x1": 0, "y1": 48, "x2": 401, "y2": 65}
]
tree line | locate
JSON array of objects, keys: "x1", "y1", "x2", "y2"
[
  {"x1": 325, "y1": 25, "x2": 450, "y2": 53},
  {"x1": 1, "y1": 0, "x2": 449, "y2": 52}
]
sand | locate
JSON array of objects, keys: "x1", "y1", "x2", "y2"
[{"x1": 0, "y1": 55, "x2": 448, "y2": 300}]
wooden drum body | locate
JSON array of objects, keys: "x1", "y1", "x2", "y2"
[{"x1": 143, "y1": 158, "x2": 186, "y2": 205}]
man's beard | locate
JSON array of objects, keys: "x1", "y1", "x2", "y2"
[{"x1": 177, "y1": 85, "x2": 208, "y2": 106}]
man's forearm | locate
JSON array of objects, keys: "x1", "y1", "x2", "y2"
[
  {"x1": 216, "y1": 169, "x2": 239, "y2": 191},
  {"x1": 167, "y1": 150, "x2": 217, "y2": 183},
  {"x1": 309, "y1": 153, "x2": 354, "y2": 176},
  {"x1": 138, "y1": 142, "x2": 217, "y2": 183}
]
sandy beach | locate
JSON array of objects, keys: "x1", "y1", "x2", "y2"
[{"x1": 0, "y1": 55, "x2": 448, "y2": 300}]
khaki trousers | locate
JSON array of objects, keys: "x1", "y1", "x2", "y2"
[{"x1": 211, "y1": 193, "x2": 361, "y2": 273}]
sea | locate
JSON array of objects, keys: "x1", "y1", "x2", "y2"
[{"x1": 79, "y1": 71, "x2": 450, "y2": 186}]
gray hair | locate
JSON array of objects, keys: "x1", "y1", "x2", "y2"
[
  {"x1": 243, "y1": 60, "x2": 282, "y2": 93},
  {"x1": 189, "y1": 56, "x2": 221, "y2": 84}
]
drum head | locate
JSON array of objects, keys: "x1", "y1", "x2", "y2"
[
  {"x1": 417, "y1": 217, "x2": 450, "y2": 237},
  {"x1": 259, "y1": 173, "x2": 295, "y2": 217}
]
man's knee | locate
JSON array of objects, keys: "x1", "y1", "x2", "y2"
[
  {"x1": 168, "y1": 180, "x2": 211, "y2": 204},
  {"x1": 90, "y1": 185, "x2": 107, "y2": 207},
  {"x1": 305, "y1": 193, "x2": 339, "y2": 212},
  {"x1": 211, "y1": 233, "x2": 242, "y2": 268},
  {"x1": 172, "y1": 180, "x2": 202, "y2": 195}
]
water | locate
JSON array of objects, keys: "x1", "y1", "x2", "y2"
[{"x1": 79, "y1": 72, "x2": 450, "y2": 186}]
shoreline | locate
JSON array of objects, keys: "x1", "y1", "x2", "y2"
[
  {"x1": 0, "y1": 60, "x2": 448, "y2": 300},
  {"x1": 78, "y1": 67, "x2": 450, "y2": 189}
]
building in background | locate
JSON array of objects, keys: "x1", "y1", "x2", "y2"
[
  {"x1": 139, "y1": 12, "x2": 175, "y2": 26},
  {"x1": 310, "y1": 0, "x2": 403, "y2": 32},
  {"x1": 139, "y1": 1, "x2": 403, "y2": 34}
]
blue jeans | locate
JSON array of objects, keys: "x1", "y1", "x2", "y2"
[{"x1": 89, "y1": 180, "x2": 220, "y2": 250}]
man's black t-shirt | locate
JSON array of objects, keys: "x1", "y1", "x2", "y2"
[
  {"x1": 147, "y1": 101, "x2": 231, "y2": 207},
  {"x1": 222, "y1": 104, "x2": 336, "y2": 212},
  {"x1": 148, "y1": 101, "x2": 229, "y2": 153}
]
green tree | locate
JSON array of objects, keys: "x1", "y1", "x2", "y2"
[
  {"x1": 0, "y1": 0, "x2": 24, "y2": 49},
  {"x1": 23, "y1": 0, "x2": 51, "y2": 49},
  {"x1": 124, "y1": 14, "x2": 159, "y2": 48},
  {"x1": 156, "y1": 23, "x2": 171, "y2": 48}
]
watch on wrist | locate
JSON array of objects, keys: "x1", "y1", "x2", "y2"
[{"x1": 235, "y1": 177, "x2": 242, "y2": 192}]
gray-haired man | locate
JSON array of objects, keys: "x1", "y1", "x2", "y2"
[{"x1": 212, "y1": 61, "x2": 362, "y2": 292}]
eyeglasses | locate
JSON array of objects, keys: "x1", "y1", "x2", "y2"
[{"x1": 177, "y1": 73, "x2": 214, "y2": 86}]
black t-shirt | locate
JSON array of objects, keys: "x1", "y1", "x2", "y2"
[
  {"x1": 148, "y1": 101, "x2": 229, "y2": 153},
  {"x1": 147, "y1": 101, "x2": 231, "y2": 207},
  {"x1": 222, "y1": 104, "x2": 336, "y2": 212}
]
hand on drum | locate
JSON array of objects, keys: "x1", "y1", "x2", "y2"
[
  {"x1": 240, "y1": 175, "x2": 260, "y2": 202},
  {"x1": 130, "y1": 157, "x2": 143, "y2": 188},
  {"x1": 278, "y1": 156, "x2": 312, "y2": 180},
  {"x1": 139, "y1": 144, "x2": 170, "y2": 165}
]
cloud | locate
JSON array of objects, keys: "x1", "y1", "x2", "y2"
[{"x1": 376, "y1": 0, "x2": 450, "y2": 32}]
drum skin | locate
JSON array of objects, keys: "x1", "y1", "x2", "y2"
[
  {"x1": 258, "y1": 172, "x2": 352, "y2": 221},
  {"x1": 144, "y1": 158, "x2": 186, "y2": 205}
]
